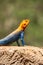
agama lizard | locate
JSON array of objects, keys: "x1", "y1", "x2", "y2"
[{"x1": 0, "y1": 19, "x2": 30, "y2": 46}]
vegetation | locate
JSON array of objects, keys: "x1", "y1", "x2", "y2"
[{"x1": 0, "y1": 0, "x2": 43, "y2": 47}]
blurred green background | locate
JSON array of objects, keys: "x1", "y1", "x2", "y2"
[{"x1": 0, "y1": 0, "x2": 43, "y2": 47}]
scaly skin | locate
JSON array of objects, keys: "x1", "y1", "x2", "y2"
[{"x1": 0, "y1": 19, "x2": 30, "y2": 46}]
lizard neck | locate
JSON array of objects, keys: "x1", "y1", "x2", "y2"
[{"x1": 18, "y1": 26, "x2": 24, "y2": 31}]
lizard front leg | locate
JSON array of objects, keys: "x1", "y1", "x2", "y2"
[
  {"x1": 20, "y1": 32, "x2": 25, "y2": 46},
  {"x1": 16, "y1": 40, "x2": 20, "y2": 46}
]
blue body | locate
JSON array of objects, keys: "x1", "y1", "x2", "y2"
[{"x1": 0, "y1": 31, "x2": 25, "y2": 46}]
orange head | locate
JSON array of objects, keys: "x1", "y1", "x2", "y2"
[{"x1": 18, "y1": 19, "x2": 30, "y2": 31}]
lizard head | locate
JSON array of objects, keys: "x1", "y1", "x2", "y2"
[{"x1": 19, "y1": 19, "x2": 30, "y2": 31}]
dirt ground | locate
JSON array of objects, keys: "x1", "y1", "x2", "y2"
[{"x1": 0, "y1": 46, "x2": 43, "y2": 65}]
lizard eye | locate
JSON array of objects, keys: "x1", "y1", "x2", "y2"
[{"x1": 25, "y1": 20, "x2": 28, "y2": 22}]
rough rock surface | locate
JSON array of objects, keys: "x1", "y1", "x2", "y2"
[{"x1": 0, "y1": 46, "x2": 43, "y2": 65}]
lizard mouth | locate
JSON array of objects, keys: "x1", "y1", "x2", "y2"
[{"x1": 22, "y1": 26, "x2": 26, "y2": 30}]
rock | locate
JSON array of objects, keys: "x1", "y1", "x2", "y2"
[{"x1": 0, "y1": 46, "x2": 43, "y2": 65}]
